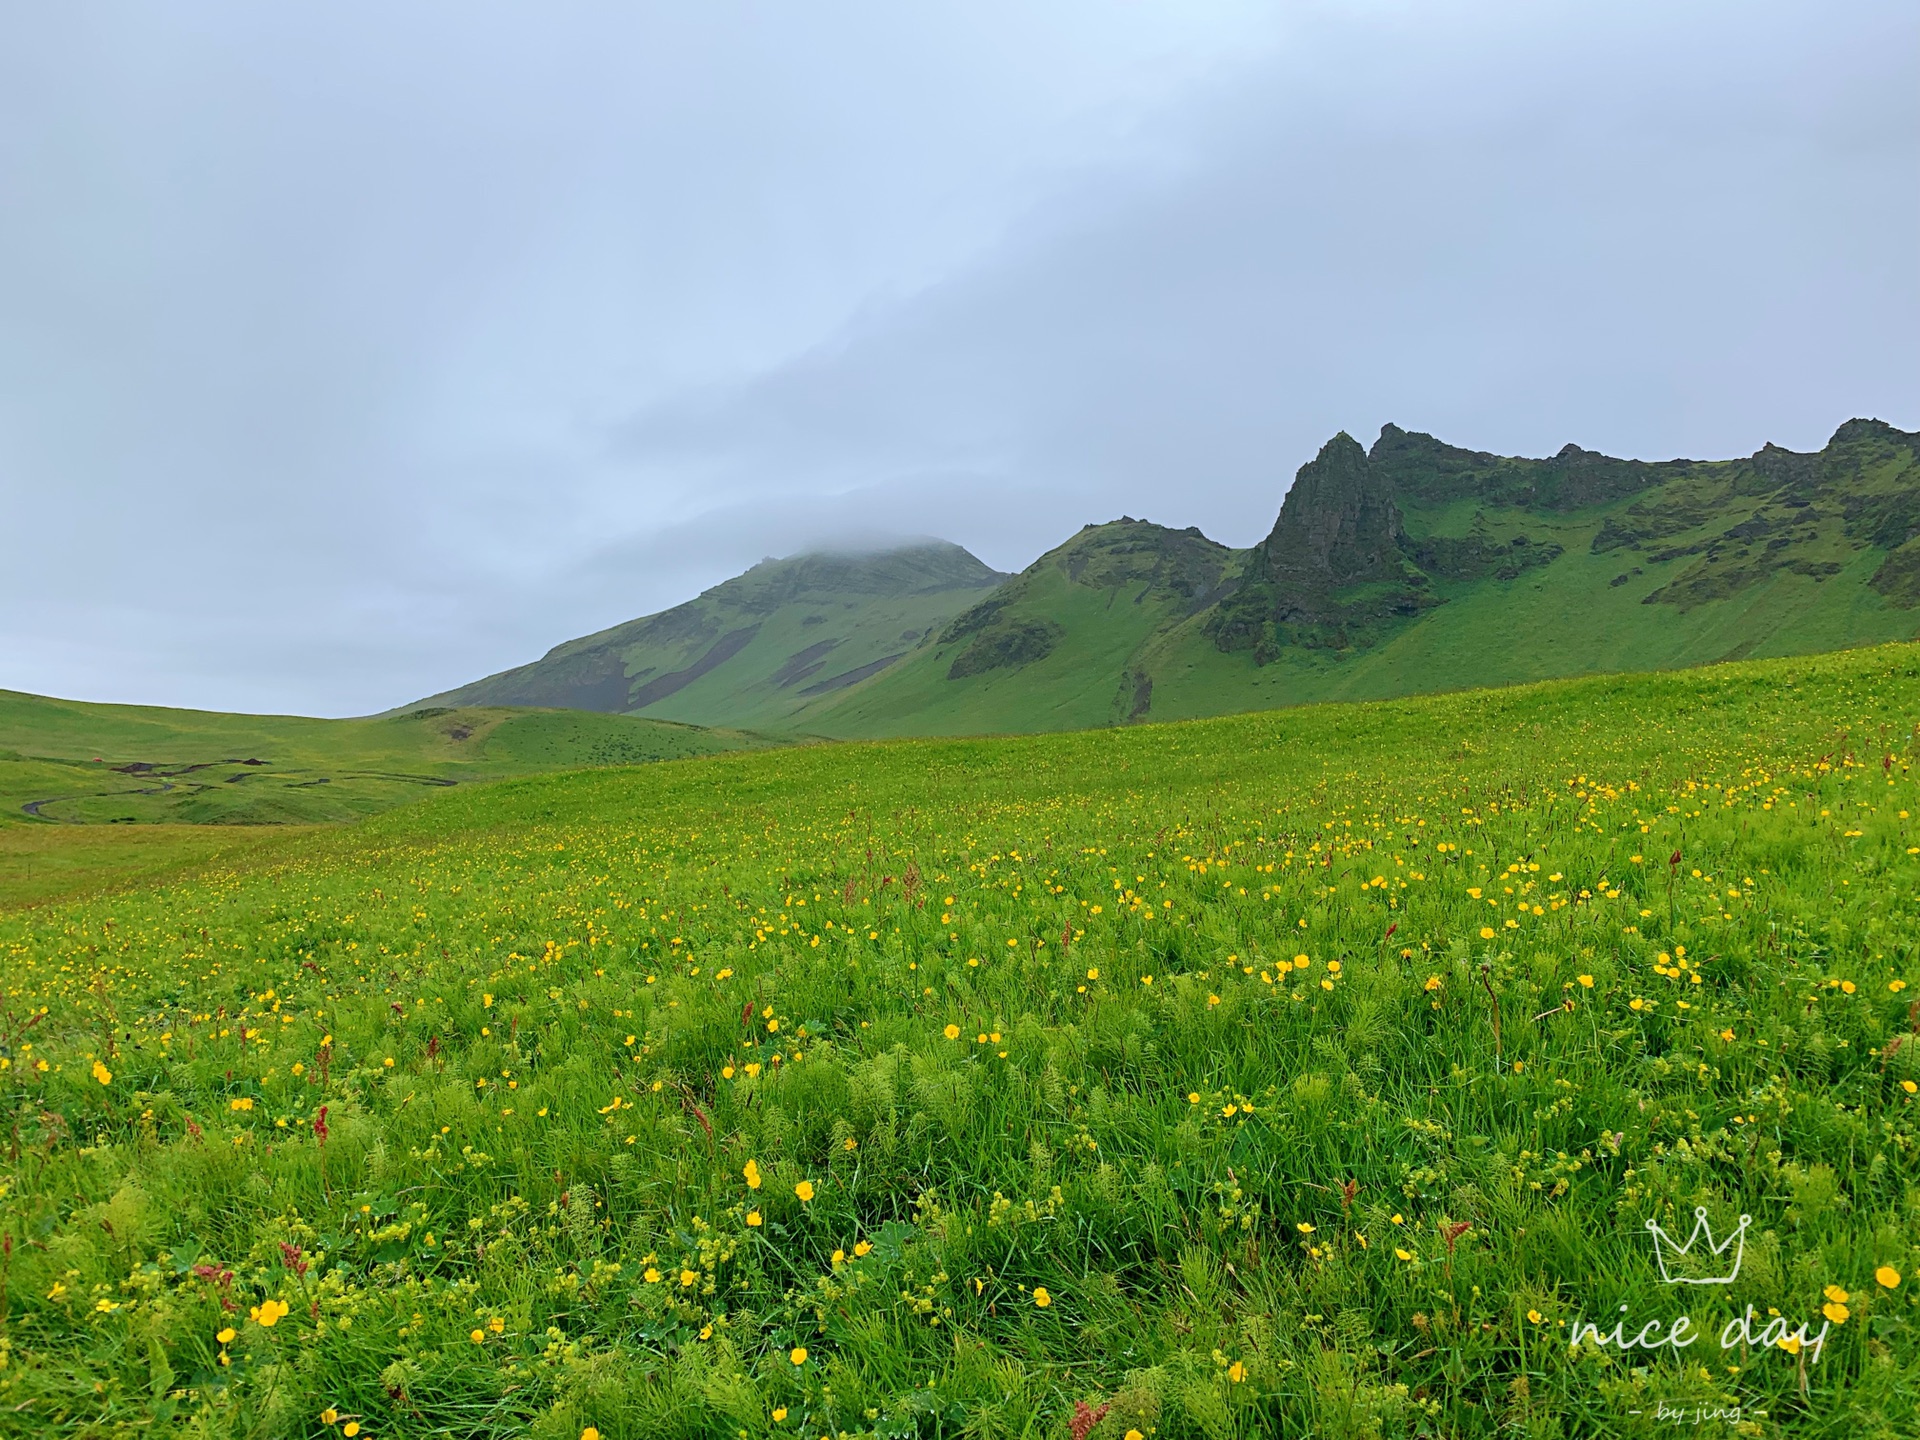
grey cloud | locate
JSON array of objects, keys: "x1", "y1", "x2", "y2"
[
  {"x1": 606, "y1": 0, "x2": 1920, "y2": 569},
  {"x1": 2, "y1": 1, "x2": 1913, "y2": 715}
]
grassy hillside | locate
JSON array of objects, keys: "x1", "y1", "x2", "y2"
[
  {"x1": 1140, "y1": 496, "x2": 1918, "y2": 722},
  {"x1": 4, "y1": 644, "x2": 1918, "y2": 1435},
  {"x1": 0, "y1": 690, "x2": 775, "y2": 907},
  {"x1": 801, "y1": 418, "x2": 1920, "y2": 736},
  {"x1": 0, "y1": 689, "x2": 771, "y2": 827},
  {"x1": 798, "y1": 520, "x2": 1241, "y2": 736},
  {"x1": 410, "y1": 543, "x2": 1007, "y2": 731}
]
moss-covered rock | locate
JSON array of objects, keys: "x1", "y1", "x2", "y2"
[
  {"x1": 947, "y1": 618, "x2": 1064, "y2": 678},
  {"x1": 1870, "y1": 536, "x2": 1920, "y2": 608}
]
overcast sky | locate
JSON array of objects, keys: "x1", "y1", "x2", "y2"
[{"x1": 3, "y1": 1, "x2": 1915, "y2": 717}]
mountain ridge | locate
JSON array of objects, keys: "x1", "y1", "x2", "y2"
[
  {"x1": 413, "y1": 417, "x2": 1920, "y2": 737},
  {"x1": 798, "y1": 415, "x2": 1920, "y2": 734}
]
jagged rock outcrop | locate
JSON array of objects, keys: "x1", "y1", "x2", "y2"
[
  {"x1": 1207, "y1": 433, "x2": 1437, "y2": 660},
  {"x1": 1211, "y1": 416, "x2": 1920, "y2": 659}
]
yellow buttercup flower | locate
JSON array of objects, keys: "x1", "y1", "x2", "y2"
[
  {"x1": 794, "y1": 1180, "x2": 815, "y2": 1202},
  {"x1": 1032, "y1": 1286, "x2": 1052, "y2": 1307}
]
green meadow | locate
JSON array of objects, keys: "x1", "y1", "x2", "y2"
[
  {"x1": 0, "y1": 691, "x2": 773, "y2": 908},
  {"x1": 3, "y1": 646, "x2": 1919, "y2": 1437}
]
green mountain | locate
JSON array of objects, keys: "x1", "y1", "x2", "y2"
[
  {"x1": 410, "y1": 541, "x2": 1008, "y2": 730},
  {"x1": 793, "y1": 518, "x2": 1244, "y2": 735},
  {"x1": 412, "y1": 417, "x2": 1919, "y2": 739},
  {"x1": 794, "y1": 416, "x2": 1920, "y2": 734}
]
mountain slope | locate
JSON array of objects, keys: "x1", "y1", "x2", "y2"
[
  {"x1": 410, "y1": 542, "x2": 1008, "y2": 730},
  {"x1": 800, "y1": 417, "x2": 1920, "y2": 735},
  {"x1": 790, "y1": 519, "x2": 1240, "y2": 736}
]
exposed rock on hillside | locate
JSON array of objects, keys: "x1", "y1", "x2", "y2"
[
  {"x1": 1212, "y1": 417, "x2": 1920, "y2": 658},
  {"x1": 1207, "y1": 433, "x2": 1437, "y2": 659}
]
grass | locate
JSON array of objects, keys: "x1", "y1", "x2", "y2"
[
  {"x1": 3, "y1": 644, "x2": 1920, "y2": 1437},
  {"x1": 0, "y1": 825, "x2": 313, "y2": 913},
  {"x1": 0, "y1": 691, "x2": 778, "y2": 908},
  {"x1": 806, "y1": 560, "x2": 1213, "y2": 738}
]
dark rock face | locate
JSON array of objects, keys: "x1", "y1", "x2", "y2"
[
  {"x1": 1748, "y1": 442, "x2": 1819, "y2": 491},
  {"x1": 1871, "y1": 537, "x2": 1920, "y2": 607},
  {"x1": 1260, "y1": 434, "x2": 1407, "y2": 607},
  {"x1": 1057, "y1": 518, "x2": 1235, "y2": 603},
  {"x1": 1369, "y1": 423, "x2": 1677, "y2": 511},
  {"x1": 1211, "y1": 415, "x2": 1920, "y2": 657},
  {"x1": 1593, "y1": 418, "x2": 1920, "y2": 611},
  {"x1": 948, "y1": 619, "x2": 1062, "y2": 679},
  {"x1": 1207, "y1": 433, "x2": 1437, "y2": 659},
  {"x1": 1404, "y1": 528, "x2": 1561, "y2": 582}
]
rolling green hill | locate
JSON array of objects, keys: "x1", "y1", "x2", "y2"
[
  {"x1": 409, "y1": 542, "x2": 1008, "y2": 730},
  {"x1": 795, "y1": 416, "x2": 1920, "y2": 735},
  {"x1": 0, "y1": 689, "x2": 773, "y2": 828},
  {"x1": 0, "y1": 689, "x2": 779, "y2": 906}
]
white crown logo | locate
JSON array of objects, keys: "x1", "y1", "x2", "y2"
[{"x1": 1645, "y1": 1207, "x2": 1751, "y2": 1285}]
